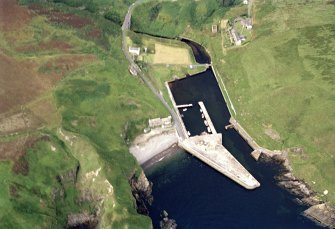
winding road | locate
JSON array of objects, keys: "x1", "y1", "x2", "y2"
[{"x1": 121, "y1": 1, "x2": 187, "y2": 140}]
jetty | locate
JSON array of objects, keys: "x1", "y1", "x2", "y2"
[
  {"x1": 176, "y1": 104, "x2": 193, "y2": 109},
  {"x1": 179, "y1": 134, "x2": 260, "y2": 189},
  {"x1": 198, "y1": 101, "x2": 217, "y2": 134},
  {"x1": 166, "y1": 83, "x2": 260, "y2": 189}
]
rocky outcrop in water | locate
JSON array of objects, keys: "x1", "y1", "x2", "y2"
[
  {"x1": 129, "y1": 171, "x2": 153, "y2": 215},
  {"x1": 259, "y1": 151, "x2": 335, "y2": 228},
  {"x1": 160, "y1": 210, "x2": 177, "y2": 229},
  {"x1": 304, "y1": 204, "x2": 335, "y2": 228}
]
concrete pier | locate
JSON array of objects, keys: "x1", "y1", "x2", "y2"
[
  {"x1": 176, "y1": 104, "x2": 193, "y2": 109},
  {"x1": 198, "y1": 101, "x2": 217, "y2": 134},
  {"x1": 179, "y1": 134, "x2": 260, "y2": 189}
]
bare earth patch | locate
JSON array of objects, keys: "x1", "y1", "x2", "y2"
[
  {"x1": 263, "y1": 124, "x2": 281, "y2": 141},
  {"x1": 0, "y1": 110, "x2": 42, "y2": 135},
  {"x1": 153, "y1": 43, "x2": 192, "y2": 65},
  {"x1": 0, "y1": 135, "x2": 49, "y2": 161}
]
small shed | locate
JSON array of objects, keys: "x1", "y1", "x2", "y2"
[
  {"x1": 129, "y1": 47, "x2": 140, "y2": 56},
  {"x1": 212, "y1": 24, "x2": 218, "y2": 33},
  {"x1": 149, "y1": 118, "x2": 162, "y2": 128}
]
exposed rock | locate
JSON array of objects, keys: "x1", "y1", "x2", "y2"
[
  {"x1": 277, "y1": 180, "x2": 312, "y2": 197},
  {"x1": 304, "y1": 204, "x2": 335, "y2": 228},
  {"x1": 67, "y1": 212, "x2": 98, "y2": 229},
  {"x1": 301, "y1": 196, "x2": 322, "y2": 206},
  {"x1": 129, "y1": 171, "x2": 153, "y2": 215},
  {"x1": 57, "y1": 165, "x2": 79, "y2": 186},
  {"x1": 160, "y1": 210, "x2": 177, "y2": 229},
  {"x1": 259, "y1": 151, "x2": 335, "y2": 228}
]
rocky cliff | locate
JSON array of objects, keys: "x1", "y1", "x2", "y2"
[{"x1": 129, "y1": 171, "x2": 153, "y2": 215}]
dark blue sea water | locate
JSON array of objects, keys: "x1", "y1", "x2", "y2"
[{"x1": 145, "y1": 69, "x2": 321, "y2": 229}]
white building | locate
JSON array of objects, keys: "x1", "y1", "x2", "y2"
[
  {"x1": 148, "y1": 116, "x2": 172, "y2": 129},
  {"x1": 243, "y1": 0, "x2": 248, "y2": 5},
  {"x1": 241, "y1": 18, "x2": 253, "y2": 30},
  {"x1": 128, "y1": 47, "x2": 140, "y2": 56}
]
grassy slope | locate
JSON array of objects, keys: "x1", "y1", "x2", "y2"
[
  {"x1": 131, "y1": 0, "x2": 335, "y2": 204},
  {"x1": 0, "y1": 0, "x2": 167, "y2": 228}
]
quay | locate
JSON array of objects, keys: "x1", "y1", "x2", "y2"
[{"x1": 229, "y1": 117, "x2": 275, "y2": 160}]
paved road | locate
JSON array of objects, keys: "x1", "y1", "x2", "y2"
[{"x1": 121, "y1": 1, "x2": 187, "y2": 140}]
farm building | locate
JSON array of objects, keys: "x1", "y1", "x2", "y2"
[
  {"x1": 241, "y1": 18, "x2": 253, "y2": 30},
  {"x1": 148, "y1": 116, "x2": 172, "y2": 128},
  {"x1": 129, "y1": 47, "x2": 140, "y2": 56},
  {"x1": 230, "y1": 29, "x2": 242, "y2": 46}
]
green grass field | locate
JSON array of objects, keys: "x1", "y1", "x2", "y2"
[{"x1": 131, "y1": 0, "x2": 335, "y2": 204}]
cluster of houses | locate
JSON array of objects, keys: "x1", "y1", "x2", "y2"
[{"x1": 228, "y1": 17, "x2": 253, "y2": 46}]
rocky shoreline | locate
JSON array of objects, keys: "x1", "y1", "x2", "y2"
[
  {"x1": 129, "y1": 171, "x2": 153, "y2": 216},
  {"x1": 260, "y1": 151, "x2": 335, "y2": 228}
]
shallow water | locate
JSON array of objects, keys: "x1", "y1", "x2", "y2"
[{"x1": 145, "y1": 69, "x2": 321, "y2": 229}]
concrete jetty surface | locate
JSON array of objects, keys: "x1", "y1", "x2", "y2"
[
  {"x1": 179, "y1": 134, "x2": 260, "y2": 189},
  {"x1": 198, "y1": 101, "x2": 217, "y2": 134}
]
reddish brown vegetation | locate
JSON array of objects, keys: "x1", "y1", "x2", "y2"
[
  {"x1": 0, "y1": 53, "x2": 96, "y2": 113},
  {"x1": 0, "y1": 0, "x2": 32, "y2": 31},
  {"x1": 87, "y1": 28, "x2": 102, "y2": 39},
  {"x1": 0, "y1": 54, "x2": 51, "y2": 113},
  {"x1": 16, "y1": 40, "x2": 74, "y2": 53},
  {"x1": 0, "y1": 135, "x2": 50, "y2": 176},
  {"x1": 12, "y1": 157, "x2": 29, "y2": 176},
  {"x1": 29, "y1": 4, "x2": 93, "y2": 28},
  {"x1": 0, "y1": 135, "x2": 49, "y2": 161},
  {"x1": 9, "y1": 184, "x2": 19, "y2": 197},
  {"x1": 39, "y1": 54, "x2": 97, "y2": 79}
]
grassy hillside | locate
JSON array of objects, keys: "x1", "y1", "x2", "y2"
[
  {"x1": 131, "y1": 0, "x2": 335, "y2": 204},
  {"x1": 132, "y1": 0, "x2": 240, "y2": 38},
  {"x1": 0, "y1": 0, "x2": 166, "y2": 228}
]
